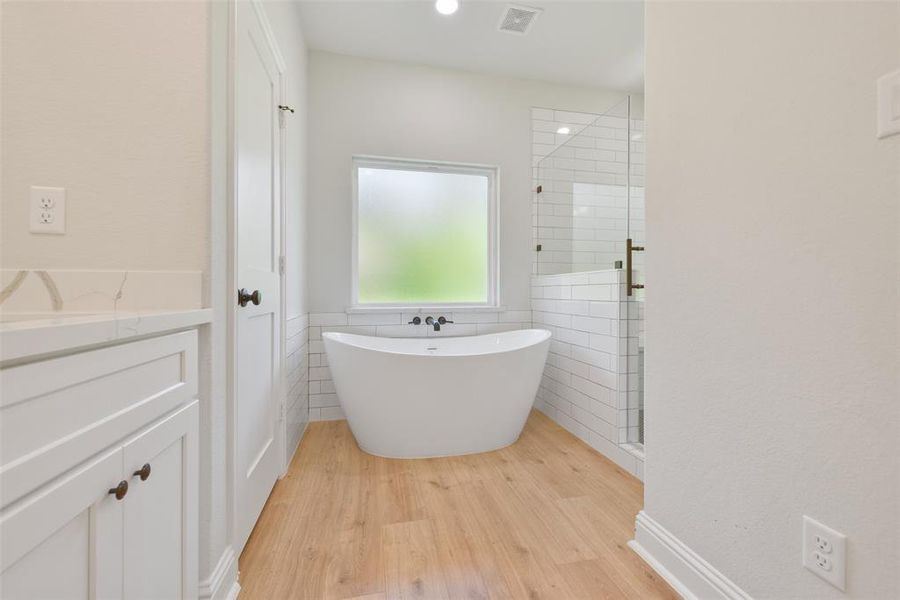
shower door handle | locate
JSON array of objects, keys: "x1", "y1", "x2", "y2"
[{"x1": 626, "y1": 238, "x2": 644, "y2": 297}]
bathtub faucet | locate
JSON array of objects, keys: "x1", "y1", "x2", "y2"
[{"x1": 425, "y1": 316, "x2": 453, "y2": 331}]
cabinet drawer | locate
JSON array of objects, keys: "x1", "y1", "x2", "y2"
[{"x1": 0, "y1": 330, "x2": 198, "y2": 508}]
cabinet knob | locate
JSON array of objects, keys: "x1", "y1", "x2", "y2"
[
  {"x1": 133, "y1": 463, "x2": 152, "y2": 481},
  {"x1": 108, "y1": 480, "x2": 129, "y2": 500}
]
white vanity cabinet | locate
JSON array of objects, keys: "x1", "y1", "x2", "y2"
[{"x1": 0, "y1": 329, "x2": 200, "y2": 599}]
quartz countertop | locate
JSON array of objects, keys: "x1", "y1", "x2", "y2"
[{"x1": 0, "y1": 309, "x2": 213, "y2": 364}]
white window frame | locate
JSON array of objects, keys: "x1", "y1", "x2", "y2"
[{"x1": 351, "y1": 155, "x2": 500, "y2": 310}]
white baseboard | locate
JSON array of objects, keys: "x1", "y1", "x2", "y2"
[
  {"x1": 223, "y1": 580, "x2": 241, "y2": 600},
  {"x1": 629, "y1": 511, "x2": 751, "y2": 600},
  {"x1": 199, "y1": 545, "x2": 241, "y2": 600}
]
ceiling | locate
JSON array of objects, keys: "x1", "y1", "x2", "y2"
[{"x1": 296, "y1": 1, "x2": 644, "y2": 91}]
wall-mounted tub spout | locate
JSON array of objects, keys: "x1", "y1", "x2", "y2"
[{"x1": 424, "y1": 316, "x2": 454, "y2": 331}]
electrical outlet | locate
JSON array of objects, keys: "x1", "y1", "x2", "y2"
[
  {"x1": 803, "y1": 515, "x2": 846, "y2": 591},
  {"x1": 29, "y1": 186, "x2": 65, "y2": 234}
]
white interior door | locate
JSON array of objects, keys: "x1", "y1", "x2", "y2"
[{"x1": 234, "y1": 0, "x2": 283, "y2": 555}]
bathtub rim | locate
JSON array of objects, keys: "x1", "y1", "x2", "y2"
[{"x1": 322, "y1": 328, "x2": 551, "y2": 358}]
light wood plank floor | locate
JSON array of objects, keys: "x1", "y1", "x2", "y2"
[{"x1": 239, "y1": 410, "x2": 677, "y2": 599}]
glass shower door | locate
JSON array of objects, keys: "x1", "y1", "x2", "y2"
[{"x1": 625, "y1": 99, "x2": 646, "y2": 445}]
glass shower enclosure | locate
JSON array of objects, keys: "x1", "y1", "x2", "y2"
[{"x1": 534, "y1": 96, "x2": 646, "y2": 446}]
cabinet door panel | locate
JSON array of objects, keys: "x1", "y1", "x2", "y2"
[
  {"x1": 1, "y1": 510, "x2": 90, "y2": 599},
  {"x1": 0, "y1": 449, "x2": 123, "y2": 599},
  {"x1": 122, "y1": 402, "x2": 198, "y2": 600}
]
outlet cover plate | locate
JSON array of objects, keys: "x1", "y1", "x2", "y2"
[
  {"x1": 803, "y1": 515, "x2": 846, "y2": 591},
  {"x1": 29, "y1": 186, "x2": 66, "y2": 234}
]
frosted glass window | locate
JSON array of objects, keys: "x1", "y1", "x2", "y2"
[{"x1": 354, "y1": 160, "x2": 496, "y2": 306}]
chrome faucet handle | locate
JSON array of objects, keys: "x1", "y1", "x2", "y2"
[
  {"x1": 408, "y1": 316, "x2": 421, "y2": 325},
  {"x1": 437, "y1": 316, "x2": 453, "y2": 325}
]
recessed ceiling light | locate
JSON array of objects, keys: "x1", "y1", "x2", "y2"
[
  {"x1": 557, "y1": 127, "x2": 571, "y2": 135},
  {"x1": 435, "y1": 0, "x2": 459, "y2": 15},
  {"x1": 631, "y1": 133, "x2": 643, "y2": 141}
]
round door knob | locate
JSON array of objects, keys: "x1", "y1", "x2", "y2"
[
  {"x1": 238, "y1": 288, "x2": 262, "y2": 307},
  {"x1": 108, "y1": 480, "x2": 129, "y2": 500},
  {"x1": 133, "y1": 463, "x2": 151, "y2": 481}
]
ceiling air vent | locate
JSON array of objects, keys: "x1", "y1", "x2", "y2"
[{"x1": 498, "y1": 4, "x2": 542, "y2": 35}]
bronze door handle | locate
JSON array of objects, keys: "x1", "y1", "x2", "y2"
[
  {"x1": 238, "y1": 288, "x2": 262, "y2": 307},
  {"x1": 626, "y1": 238, "x2": 645, "y2": 297}
]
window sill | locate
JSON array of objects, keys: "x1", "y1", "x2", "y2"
[{"x1": 346, "y1": 305, "x2": 507, "y2": 314}]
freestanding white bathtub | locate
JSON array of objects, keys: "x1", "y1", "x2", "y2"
[{"x1": 322, "y1": 328, "x2": 551, "y2": 458}]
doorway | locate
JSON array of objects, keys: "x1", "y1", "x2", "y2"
[{"x1": 229, "y1": 0, "x2": 287, "y2": 555}]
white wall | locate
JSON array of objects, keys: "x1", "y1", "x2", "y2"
[
  {"x1": 265, "y1": 1, "x2": 309, "y2": 322},
  {"x1": 0, "y1": 1, "x2": 210, "y2": 272},
  {"x1": 2, "y1": 2, "x2": 309, "y2": 594},
  {"x1": 307, "y1": 51, "x2": 628, "y2": 313},
  {"x1": 643, "y1": 2, "x2": 899, "y2": 598},
  {"x1": 1, "y1": 2, "x2": 229, "y2": 592}
]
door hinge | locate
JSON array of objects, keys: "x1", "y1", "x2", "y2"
[{"x1": 278, "y1": 255, "x2": 286, "y2": 275}]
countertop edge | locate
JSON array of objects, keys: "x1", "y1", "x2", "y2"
[{"x1": 0, "y1": 309, "x2": 214, "y2": 364}]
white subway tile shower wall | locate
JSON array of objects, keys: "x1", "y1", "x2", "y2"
[
  {"x1": 531, "y1": 107, "x2": 603, "y2": 162},
  {"x1": 531, "y1": 270, "x2": 644, "y2": 479},
  {"x1": 285, "y1": 314, "x2": 310, "y2": 456},
  {"x1": 532, "y1": 108, "x2": 645, "y2": 277},
  {"x1": 307, "y1": 310, "x2": 532, "y2": 422}
]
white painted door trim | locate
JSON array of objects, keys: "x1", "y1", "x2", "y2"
[
  {"x1": 225, "y1": 0, "x2": 289, "y2": 560},
  {"x1": 207, "y1": 0, "x2": 240, "y2": 597}
]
